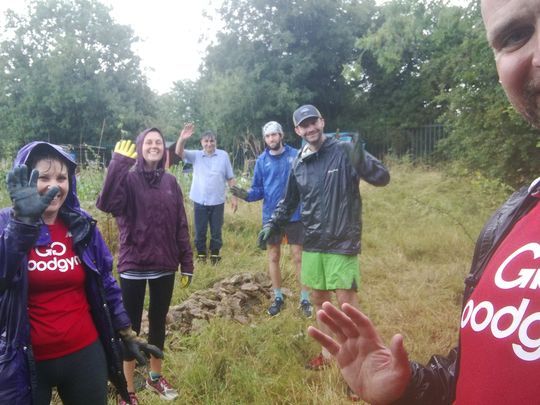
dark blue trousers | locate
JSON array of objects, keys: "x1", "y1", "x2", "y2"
[{"x1": 193, "y1": 202, "x2": 224, "y2": 253}]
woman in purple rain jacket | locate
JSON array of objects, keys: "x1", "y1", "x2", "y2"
[
  {"x1": 0, "y1": 142, "x2": 137, "y2": 404},
  {"x1": 97, "y1": 128, "x2": 193, "y2": 403}
]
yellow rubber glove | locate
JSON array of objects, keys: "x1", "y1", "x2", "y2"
[
  {"x1": 114, "y1": 139, "x2": 137, "y2": 159},
  {"x1": 180, "y1": 275, "x2": 192, "y2": 288}
]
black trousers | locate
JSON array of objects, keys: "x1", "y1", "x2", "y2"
[
  {"x1": 34, "y1": 339, "x2": 108, "y2": 405},
  {"x1": 120, "y1": 274, "x2": 175, "y2": 351}
]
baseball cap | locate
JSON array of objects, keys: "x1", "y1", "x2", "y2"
[
  {"x1": 293, "y1": 104, "x2": 322, "y2": 127},
  {"x1": 262, "y1": 121, "x2": 283, "y2": 136}
]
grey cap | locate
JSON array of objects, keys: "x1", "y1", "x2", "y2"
[
  {"x1": 262, "y1": 121, "x2": 283, "y2": 136},
  {"x1": 293, "y1": 104, "x2": 322, "y2": 127}
]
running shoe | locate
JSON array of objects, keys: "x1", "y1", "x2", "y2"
[
  {"x1": 305, "y1": 353, "x2": 331, "y2": 370},
  {"x1": 118, "y1": 392, "x2": 139, "y2": 405},
  {"x1": 299, "y1": 299, "x2": 313, "y2": 318},
  {"x1": 196, "y1": 253, "x2": 207, "y2": 263},
  {"x1": 146, "y1": 376, "x2": 178, "y2": 400},
  {"x1": 267, "y1": 297, "x2": 284, "y2": 316}
]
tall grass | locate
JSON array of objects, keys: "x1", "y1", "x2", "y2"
[
  {"x1": 1, "y1": 160, "x2": 512, "y2": 404},
  {"x1": 131, "y1": 160, "x2": 509, "y2": 405}
]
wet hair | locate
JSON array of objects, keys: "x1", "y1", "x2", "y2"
[
  {"x1": 25, "y1": 144, "x2": 75, "y2": 183},
  {"x1": 200, "y1": 130, "x2": 217, "y2": 141}
]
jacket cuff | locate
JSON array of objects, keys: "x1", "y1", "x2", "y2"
[{"x1": 390, "y1": 363, "x2": 417, "y2": 405}]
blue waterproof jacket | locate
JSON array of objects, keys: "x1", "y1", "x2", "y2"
[
  {"x1": 245, "y1": 144, "x2": 301, "y2": 224},
  {"x1": 0, "y1": 142, "x2": 131, "y2": 404}
]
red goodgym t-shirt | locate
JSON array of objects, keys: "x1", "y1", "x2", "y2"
[
  {"x1": 27, "y1": 220, "x2": 98, "y2": 360},
  {"x1": 455, "y1": 198, "x2": 540, "y2": 403}
]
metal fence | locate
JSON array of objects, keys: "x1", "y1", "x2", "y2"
[{"x1": 361, "y1": 124, "x2": 446, "y2": 161}]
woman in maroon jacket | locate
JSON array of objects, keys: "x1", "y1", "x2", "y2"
[{"x1": 97, "y1": 128, "x2": 193, "y2": 405}]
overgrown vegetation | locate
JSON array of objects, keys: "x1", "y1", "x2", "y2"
[{"x1": 41, "y1": 161, "x2": 511, "y2": 404}]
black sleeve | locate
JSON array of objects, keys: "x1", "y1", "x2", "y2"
[{"x1": 392, "y1": 348, "x2": 458, "y2": 405}]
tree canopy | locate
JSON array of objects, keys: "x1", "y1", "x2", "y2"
[
  {"x1": 164, "y1": 0, "x2": 377, "y2": 152},
  {"x1": 1, "y1": 0, "x2": 538, "y2": 187},
  {"x1": 0, "y1": 0, "x2": 155, "y2": 151}
]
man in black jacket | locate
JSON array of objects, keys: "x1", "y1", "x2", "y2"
[
  {"x1": 259, "y1": 104, "x2": 390, "y2": 373},
  {"x1": 307, "y1": 0, "x2": 540, "y2": 404}
]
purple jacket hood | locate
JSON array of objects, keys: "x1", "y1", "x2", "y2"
[{"x1": 14, "y1": 141, "x2": 80, "y2": 210}]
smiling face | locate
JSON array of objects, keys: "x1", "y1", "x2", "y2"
[
  {"x1": 294, "y1": 116, "x2": 326, "y2": 151},
  {"x1": 142, "y1": 130, "x2": 165, "y2": 169},
  {"x1": 34, "y1": 158, "x2": 69, "y2": 224},
  {"x1": 482, "y1": 0, "x2": 540, "y2": 128},
  {"x1": 201, "y1": 135, "x2": 217, "y2": 155}
]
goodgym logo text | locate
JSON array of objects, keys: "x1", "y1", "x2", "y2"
[
  {"x1": 28, "y1": 242, "x2": 81, "y2": 273},
  {"x1": 461, "y1": 243, "x2": 540, "y2": 361}
]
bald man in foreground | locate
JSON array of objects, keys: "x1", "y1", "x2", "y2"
[{"x1": 308, "y1": 0, "x2": 540, "y2": 403}]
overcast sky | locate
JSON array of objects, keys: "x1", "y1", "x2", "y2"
[
  {"x1": 102, "y1": 0, "x2": 224, "y2": 94},
  {"x1": 0, "y1": 0, "x2": 224, "y2": 94},
  {"x1": 1, "y1": 0, "x2": 471, "y2": 95}
]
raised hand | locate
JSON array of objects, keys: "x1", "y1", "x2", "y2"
[
  {"x1": 179, "y1": 123, "x2": 195, "y2": 142},
  {"x1": 6, "y1": 165, "x2": 59, "y2": 225},
  {"x1": 347, "y1": 138, "x2": 365, "y2": 169},
  {"x1": 114, "y1": 139, "x2": 137, "y2": 159},
  {"x1": 307, "y1": 302, "x2": 411, "y2": 405}
]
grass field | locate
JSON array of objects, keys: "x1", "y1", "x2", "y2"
[{"x1": 16, "y1": 159, "x2": 512, "y2": 404}]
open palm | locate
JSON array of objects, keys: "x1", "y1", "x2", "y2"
[
  {"x1": 179, "y1": 123, "x2": 195, "y2": 141},
  {"x1": 308, "y1": 302, "x2": 411, "y2": 405}
]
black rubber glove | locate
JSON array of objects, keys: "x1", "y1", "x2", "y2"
[
  {"x1": 257, "y1": 223, "x2": 278, "y2": 250},
  {"x1": 118, "y1": 327, "x2": 164, "y2": 364},
  {"x1": 230, "y1": 185, "x2": 249, "y2": 201},
  {"x1": 349, "y1": 138, "x2": 366, "y2": 169},
  {"x1": 6, "y1": 165, "x2": 59, "y2": 225}
]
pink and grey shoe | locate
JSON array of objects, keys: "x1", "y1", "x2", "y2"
[
  {"x1": 146, "y1": 375, "x2": 179, "y2": 400},
  {"x1": 118, "y1": 392, "x2": 139, "y2": 405}
]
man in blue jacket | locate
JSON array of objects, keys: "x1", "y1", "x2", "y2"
[
  {"x1": 232, "y1": 121, "x2": 312, "y2": 317},
  {"x1": 259, "y1": 105, "x2": 390, "y2": 374}
]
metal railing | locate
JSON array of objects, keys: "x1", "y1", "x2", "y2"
[{"x1": 361, "y1": 124, "x2": 446, "y2": 161}]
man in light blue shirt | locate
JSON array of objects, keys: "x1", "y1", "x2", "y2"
[{"x1": 176, "y1": 124, "x2": 237, "y2": 264}]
